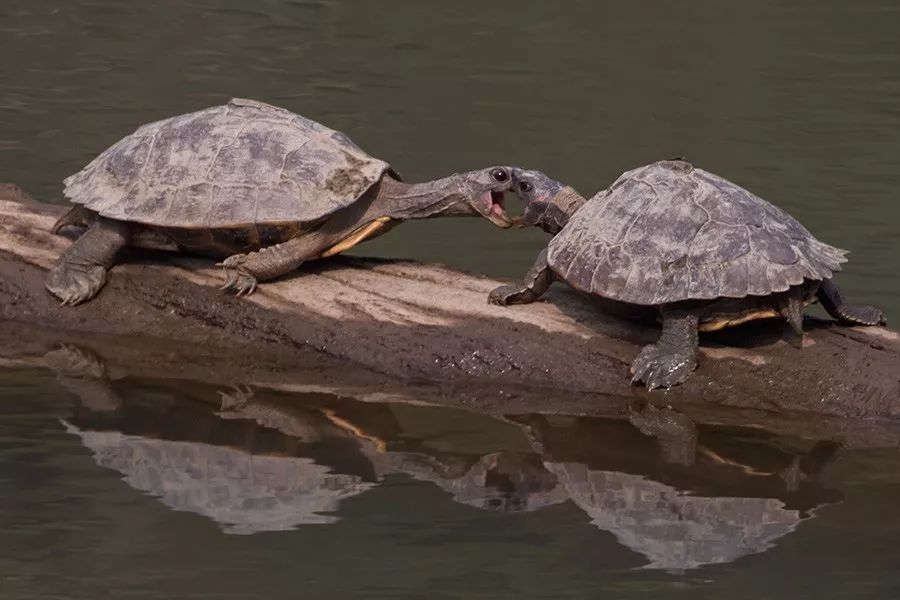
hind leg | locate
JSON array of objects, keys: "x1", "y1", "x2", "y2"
[
  {"x1": 219, "y1": 229, "x2": 342, "y2": 296},
  {"x1": 817, "y1": 279, "x2": 886, "y2": 326},
  {"x1": 46, "y1": 218, "x2": 130, "y2": 305},
  {"x1": 51, "y1": 205, "x2": 98, "y2": 234}
]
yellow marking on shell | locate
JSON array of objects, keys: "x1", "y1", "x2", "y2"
[
  {"x1": 701, "y1": 346, "x2": 768, "y2": 366},
  {"x1": 698, "y1": 297, "x2": 816, "y2": 332},
  {"x1": 320, "y1": 216, "x2": 392, "y2": 258},
  {"x1": 698, "y1": 447, "x2": 772, "y2": 476},
  {"x1": 321, "y1": 409, "x2": 387, "y2": 453},
  {"x1": 699, "y1": 309, "x2": 781, "y2": 332}
]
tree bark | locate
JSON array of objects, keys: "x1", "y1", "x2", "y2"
[{"x1": 1, "y1": 184, "x2": 898, "y2": 445}]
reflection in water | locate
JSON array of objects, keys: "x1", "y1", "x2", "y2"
[
  {"x1": 520, "y1": 414, "x2": 842, "y2": 571},
  {"x1": 55, "y1": 348, "x2": 842, "y2": 570},
  {"x1": 386, "y1": 450, "x2": 569, "y2": 514},
  {"x1": 546, "y1": 464, "x2": 800, "y2": 571},
  {"x1": 65, "y1": 423, "x2": 375, "y2": 534}
]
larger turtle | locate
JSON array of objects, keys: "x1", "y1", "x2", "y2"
[
  {"x1": 47, "y1": 98, "x2": 516, "y2": 305},
  {"x1": 490, "y1": 160, "x2": 886, "y2": 389}
]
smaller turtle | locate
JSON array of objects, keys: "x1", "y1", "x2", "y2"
[
  {"x1": 490, "y1": 160, "x2": 886, "y2": 389},
  {"x1": 48, "y1": 98, "x2": 516, "y2": 305}
]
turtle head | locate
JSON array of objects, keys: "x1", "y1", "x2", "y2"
[
  {"x1": 510, "y1": 169, "x2": 586, "y2": 235},
  {"x1": 457, "y1": 166, "x2": 516, "y2": 228},
  {"x1": 379, "y1": 167, "x2": 514, "y2": 226},
  {"x1": 474, "y1": 451, "x2": 561, "y2": 513}
]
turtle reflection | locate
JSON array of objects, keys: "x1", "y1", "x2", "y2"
[
  {"x1": 65, "y1": 422, "x2": 375, "y2": 534},
  {"x1": 55, "y1": 347, "x2": 842, "y2": 569},
  {"x1": 60, "y1": 364, "x2": 563, "y2": 534},
  {"x1": 383, "y1": 450, "x2": 568, "y2": 513},
  {"x1": 516, "y1": 412, "x2": 843, "y2": 571}
]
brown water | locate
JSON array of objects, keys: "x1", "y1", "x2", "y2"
[
  {"x1": 1, "y1": 363, "x2": 899, "y2": 599},
  {"x1": 2, "y1": 0, "x2": 900, "y2": 597}
]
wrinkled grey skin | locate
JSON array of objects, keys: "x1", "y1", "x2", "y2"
[
  {"x1": 47, "y1": 98, "x2": 516, "y2": 305},
  {"x1": 491, "y1": 161, "x2": 886, "y2": 390}
]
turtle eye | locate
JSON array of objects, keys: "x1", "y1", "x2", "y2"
[
  {"x1": 518, "y1": 181, "x2": 534, "y2": 193},
  {"x1": 491, "y1": 168, "x2": 509, "y2": 182}
]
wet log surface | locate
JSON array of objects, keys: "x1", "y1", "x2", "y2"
[{"x1": 1, "y1": 184, "x2": 898, "y2": 446}]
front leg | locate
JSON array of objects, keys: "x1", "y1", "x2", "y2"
[
  {"x1": 46, "y1": 218, "x2": 131, "y2": 305},
  {"x1": 489, "y1": 248, "x2": 554, "y2": 306},
  {"x1": 44, "y1": 344, "x2": 122, "y2": 413},
  {"x1": 630, "y1": 309, "x2": 699, "y2": 390},
  {"x1": 219, "y1": 230, "x2": 338, "y2": 296}
]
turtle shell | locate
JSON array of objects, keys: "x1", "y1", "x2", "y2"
[
  {"x1": 63, "y1": 98, "x2": 396, "y2": 228},
  {"x1": 547, "y1": 160, "x2": 847, "y2": 305},
  {"x1": 66, "y1": 421, "x2": 374, "y2": 534}
]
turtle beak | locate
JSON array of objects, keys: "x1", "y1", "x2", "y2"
[{"x1": 476, "y1": 189, "x2": 514, "y2": 228}]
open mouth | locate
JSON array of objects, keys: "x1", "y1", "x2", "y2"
[
  {"x1": 490, "y1": 190, "x2": 526, "y2": 227},
  {"x1": 490, "y1": 190, "x2": 507, "y2": 220},
  {"x1": 478, "y1": 190, "x2": 515, "y2": 228}
]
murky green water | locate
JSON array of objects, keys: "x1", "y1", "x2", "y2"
[
  {"x1": 2, "y1": 0, "x2": 900, "y2": 597},
  {"x1": 1, "y1": 363, "x2": 899, "y2": 599}
]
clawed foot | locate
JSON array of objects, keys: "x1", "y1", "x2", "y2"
[
  {"x1": 629, "y1": 403, "x2": 695, "y2": 438},
  {"x1": 46, "y1": 263, "x2": 108, "y2": 306},
  {"x1": 44, "y1": 344, "x2": 120, "y2": 412},
  {"x1": 218, "y1": 255, "x2": 258, "y2": 296},
  {"x1": 630, "y1": 344, "x2": 698, "y2": 391},
  {"x1": 489, "y1": 284, "x2": 535, "y2": 306},
  {"x1": 44, "y1": 343, "x2": 107, "y2": 379},
  {"x1": 629, "y1": 403, "x2": 698, "y2": 465},
  {"x1": 838, "y1": 304, "x2": 886, "y2": 327},
  {"x1": 217, "y1": 384, "x2": 256, "y2": 413}
]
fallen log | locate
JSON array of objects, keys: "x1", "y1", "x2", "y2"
[
  {"x1": 2, "y1": 322, "x2": 899, "y2": 449},
  {"x1": 1, "y1": 184, "x2": 898, "y2": 431}
]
